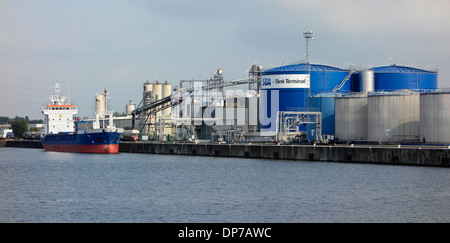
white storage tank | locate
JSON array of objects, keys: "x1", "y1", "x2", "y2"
[
  {"x1": 162, "y1": 82, "x2": 172, "y2": 117},
  {"x1": 154, "y1": 82, "x2": 163, "y2": 117},
  {"x1": 335, "y1": 95, "x2": 368, "y2": 141},
  {"x1": 95, "y1": 91, "x2": 108, "y2": 117},
  {"x1": 144, "y1": 80, "x2": 153, "y2": 93},
  {"x1": 143, "y1": 80, "x2": 153, "y2": 111},
  {"x1": 126, "y1": 100, "x2": 136, "y2": 116},
  {"x1": 420, "y1": 91, "x2": 450, "y2": 144},
  {"x1": 368, "y1": 91, "x2": 420, "y2": 143},
  {"x1": 153, "y1": 82, "x2": 162, "y2": 101}
]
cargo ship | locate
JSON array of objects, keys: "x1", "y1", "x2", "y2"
[{"x1": 40, "y1": 83, "x2": 123, "y2": 153}]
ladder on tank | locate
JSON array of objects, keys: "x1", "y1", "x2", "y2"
[{"x1": 331, "y1": 69, "x2": 355, "y2": 93}]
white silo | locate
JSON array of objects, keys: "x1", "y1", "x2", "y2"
[
  {"x1": 144, "y1": 81, "x2": 153, "y2": 92},
  {"x1": 162, "y1": 82, "x2": 172, "y2": 117},
  {"x1": 95, "y1": 90, "x2": 108, "y2": 117},
  {"x1": 143, "y1": 80, "x2": 153, "y2": 107},
  {"x1": 154, "y1": 82, "x2": 163, "y2": 117},
  {"x1": 126, "y1": 100, "x2": 136, "y2": 116}
]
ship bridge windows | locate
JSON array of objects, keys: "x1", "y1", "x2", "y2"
[{"x1": 48, "y1": 107, "x2": 74, "y2": 110}]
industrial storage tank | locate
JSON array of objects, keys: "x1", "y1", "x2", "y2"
[
  {"x1": 126, "y1": 100, "x2": 136, "y2": 116},
  {"x1": 368, "y1": 91, "x2": 420, "y2": 143},
  {"x1": 162, "y1": 82, "x2": 172, "y2": 117},
  {"x1": 144, "y1": 80, "x2": 153, "y2": 93},
  {"x1": 370, "y1": 64, "x2": 438, "y2": 91},
  {"x1": 306, "y1": 93, "x2": 341, "y2": 141},
  {"x1": 334, "y1": 95, "x2": 368, "y2": 141},
  {"x1": 153, "y1": 82, "x2": 163, "y2": 117},
  {"x1": 153, "y1": 82, "x2": 162, "y2": 100},
  {"x1": 143, "y1": 80, "x2": 153, "y2": 111},
  {"x1": 260, "y1": 62, "x2": 353, "y2": 135},
  {"x1": 420, "y1": 91, "x2": 450, "y2": 144},
  {"x1": 95, "y1": 91, "x2": 108, "y2": 117},
  {"x1": 359, "y1": 69, "x2": 374, "y2": 92}
]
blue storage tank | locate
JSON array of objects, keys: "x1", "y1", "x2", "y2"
[
  {"x1": 370, "y1": 64, "x2": 438, "y2": 91},
  {"x1": 306, "y1": 93, "x2": 341, "y2": 141},
  {"x1": 260, "y1": 62, "x2": 352, "y2": 135}
]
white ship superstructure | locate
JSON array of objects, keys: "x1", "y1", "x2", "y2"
[
  {"x1": 42, "y1": 83, "x2": 78, "y2": 135},
  {"x1": 40, "y1": 83, "x2": 123, "y2": 153}
]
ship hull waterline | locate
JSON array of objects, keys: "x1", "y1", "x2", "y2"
[
  {"x1": 40, "y1": 129, "x2": 122, "y2": 154},
  {"x1": 42, "y1": 144, "x2": 119, "y2": 154}
]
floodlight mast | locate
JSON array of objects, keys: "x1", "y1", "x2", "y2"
[
  {"x1": 303, "y1": 30, "x2": 314, "y2": 64},
  {"x1": 303, "y1": 30, "x2": 314, "y2": 101}
]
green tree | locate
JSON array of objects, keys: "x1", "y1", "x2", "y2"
[
  {"x1": 11, "y1": 118, "x2": 28, "y2": 138},
  {"x1": 29, "y1": 127, "x2": 40, "y2": 132},
  {"x1": 0, "y1": 116, "x2": 10, "y2": 124}
]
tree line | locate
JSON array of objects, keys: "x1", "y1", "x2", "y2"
[
  {"x1": 1, "y1": 116, "x2": 43, "y2": 138},
  {"x1": 0, "y1": 116, "x2": 43, "y2": 125}
]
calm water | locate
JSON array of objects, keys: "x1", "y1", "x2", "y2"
[{"x1": 1, "y1": 147, "x2": 450, "y2": 223}]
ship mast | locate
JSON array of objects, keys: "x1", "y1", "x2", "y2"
[{"x1": 49, "y1": 83, "x2": 67, "y2": 105}]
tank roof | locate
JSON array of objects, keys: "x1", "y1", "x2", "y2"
[
  {"x1": 369, "y1": 64, "x2": 437, "y2": 74},
  {"x1": 263, "y1": 62, "x2": 348, "y2": 73},
  {"x1": 368, "y1": 90, "x2": 420, "y2": 96}
]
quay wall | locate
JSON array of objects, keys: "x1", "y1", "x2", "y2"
[
  {"x1": 2, "y1": 140, "x2": 450, "y2": 167},
  {"x1": 0, "y1": 140, "x2": 43, "y2": 149},
  {"x1": 119, "y1": 142, "x2": 450, "y2": 167}
]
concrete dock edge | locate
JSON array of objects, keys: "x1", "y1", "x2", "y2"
[
  {"x1": 118, "y1": 142, "x2": 450, "y2": 167},
  {"x1": 2, "y1": 140, "x2": 450, "y2": 167}
]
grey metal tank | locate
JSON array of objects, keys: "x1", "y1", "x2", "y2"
[
  {"x1": 359, "y1": 69, "x2": 374, "y2": 92},
  {"x1": 420, "y1": 91, "x2": 450, "y2": 144},
  {"x1": 368, "y1": 91, "x2": 420, "y2": 143},
  {"x1": 334, "y1": 94, "x2": 368, "y2": 141}
]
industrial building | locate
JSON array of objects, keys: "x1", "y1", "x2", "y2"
[
  {"x1": 260, "y1": 62, "x2": 352, "y2": 136},
  {"x1": 97, "y1": 30, "x2": 445, "y2": 146}
]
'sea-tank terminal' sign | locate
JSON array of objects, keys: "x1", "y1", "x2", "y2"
[{"x1": 261, "y1": 74, "x2": 310, "y2": 89}]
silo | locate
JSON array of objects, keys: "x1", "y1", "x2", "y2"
[
  {"x1": 126, "y1": 100, "x2": 136, "y2": 116},
  {"x1": 95, "y1": 92, "x2": 107, "y2": 117},
  {"x1": 162, "y1": 82, "x2": 172, "y2": 117},
  {"x1": 260, "y1": 62, "x2": 352, "y2": 135},
  {"x1": 335, "y1": 95, "x2": 368, "y2": 141},
  {"x1": 368, "y1": 91, "x2": 420, "y2": 143},
  {"x1": 153, "y1": 82, "x2": 163, "y2": 117},
  {"x1": 153, "y1": 82, "x2": 163, "y2": 101},
  {"x1": 142, "y1": 80, "x2": 153, "y2": 126},
  {"x1": 420, "y1": 91, "x2": 450, "y2": 144},
  {"x1": 144, "y1": 81, "x2": 153, "y2": 93},
  {"x1": 370, "y1": 64, "x2": 438, "y2": 91},
  {"x1": 143, "y1": 80, "x2": 153, "y2": 110}
]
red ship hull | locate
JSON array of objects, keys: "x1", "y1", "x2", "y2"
[{"x1": 43, "y1": 144, "x2": 119, "y2": 154}]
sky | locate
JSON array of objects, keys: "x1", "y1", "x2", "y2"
[{"x1": 1, "y1": 0, "x2": 449, "y2": 120}]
